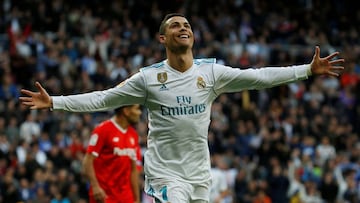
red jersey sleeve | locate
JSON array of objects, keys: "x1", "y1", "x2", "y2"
[{"x1": 86, "y1": 123, "x2": 107, "y2": 157}]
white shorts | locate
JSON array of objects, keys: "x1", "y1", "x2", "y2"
[{"x1": 144, "y1": 177, "x2": 210, "y2": 203}]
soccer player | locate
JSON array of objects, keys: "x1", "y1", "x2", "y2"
[
  {"x1": 82, "y1": 105, "x2": 142, "y2": 203},
  {"x1": 20, "y1": 13, "x2": 344, "y2": 203}
]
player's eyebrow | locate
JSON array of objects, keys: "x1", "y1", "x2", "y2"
[{"x1": 168, "y1": 21, "x2": 191, "y2": 28}]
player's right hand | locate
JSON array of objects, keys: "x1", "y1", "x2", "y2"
[{"x1": 20, "y1": 81, "x2": 52, "y2": 109}]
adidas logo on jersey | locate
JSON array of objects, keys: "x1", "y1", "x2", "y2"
[{"x1": 159, "y1": 84, "x2": 169, "y2": 91}]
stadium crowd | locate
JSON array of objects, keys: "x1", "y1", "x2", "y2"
[{"x1": 0, "y1": 0, "x2": 359, "y2": 202}]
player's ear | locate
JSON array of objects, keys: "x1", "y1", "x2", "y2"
[
  {"x1": 123, "y1": 107, "x2": 130, "y2": 116},
  {"x1": 159, "y1": 34, "x2": 165, "y2": 43}
]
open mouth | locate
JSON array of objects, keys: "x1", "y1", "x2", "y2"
[{"x1": 179, "y1": 34, "x2": 190, "y2": 39}]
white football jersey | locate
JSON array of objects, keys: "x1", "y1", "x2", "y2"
[{"x1": 53, "y1": 58, "x2": 310, "y2": 183}]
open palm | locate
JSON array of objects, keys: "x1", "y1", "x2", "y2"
[
  {"x1": 310, "y1": 46, "x2": 345, "y2": 76},
  {"x1": 20, "y1": 82, "x2": 52, "y2": 109}
]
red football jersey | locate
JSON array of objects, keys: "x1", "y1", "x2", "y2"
[{"x1": 87, "y1": 119, "x2": 142, "y2": 203}]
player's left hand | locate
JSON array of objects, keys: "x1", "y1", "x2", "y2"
[
  {"x1": 92, "y1": 185, "x2": 107, "y2": 203},
  {"x1": 310, "y1": 46, "x2": 345, "y2": 77}
]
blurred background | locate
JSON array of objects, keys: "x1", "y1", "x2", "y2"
[{"x1": 0, "y1": 0, "x2": 359, "y2": 202}]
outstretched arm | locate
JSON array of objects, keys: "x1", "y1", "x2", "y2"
[
  {"x1": 213, "y1": 46, "x2": 345, "y2": 94},
  {"x1": 310, "y1": 46, "x2": 345, "y2": 76},
  {"x1": 20, "y1": 72, "x2": 146, "y2": 112},
  {"x1": 20, "y1": 82, "x2": 52, "y2": 110}
]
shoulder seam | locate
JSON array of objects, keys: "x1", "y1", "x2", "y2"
[
  {"x1": 142, "y1": 61, "x2": 165, "y2": 70},
  {"x1": 194, "y1": 58, "x2": 216, "y2": 65}
]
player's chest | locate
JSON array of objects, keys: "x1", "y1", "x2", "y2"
[
  {"x1": 147, "y1": 72, "x2": 213, "y2": 103},
  {"x1": 104, "y1": 133, "x2": 136, "y2": 159},
  {"x1": 107, "y1": 133, "x2": 135, "y2": 149}
]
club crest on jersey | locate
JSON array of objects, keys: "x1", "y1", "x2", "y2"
[
  {"x1": 197, "y1": 77, "x2": 206, "y2": 89},
  {"x1": 129, "y1": 137, "x2": 135, "y2": 145},
  {"x1": 157, "y1": 72, "x2": 168, "y2": 83},
  {"x1": 157, "y1": 72, "x2": 169, "y2": 91}
]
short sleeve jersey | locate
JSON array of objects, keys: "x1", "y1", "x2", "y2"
[{"x1": 87, "y1": 118, "x2": 141, "y2": 203}]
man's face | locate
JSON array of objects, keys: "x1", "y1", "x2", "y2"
[
  {"x1": 125, "y1": 104, "x2": 142, "y2": 125},
  {"x1": 160, "y1": 16, "x2": 194, "y2": 53}
]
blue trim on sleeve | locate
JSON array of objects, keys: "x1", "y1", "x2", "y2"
[
  {"x1": 194, "y1": 58, "x2": 216, "y2": 65},
  {"x1": 142, "y1": 61, "x2": 165, "y2": 70}
]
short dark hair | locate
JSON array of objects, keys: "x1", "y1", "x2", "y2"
[
  {"x1": 159, "y1": 13, "x2": 186, "y2": 35},
  {"x1": 114, "y1": 105, "x2": 135, "y2": 115},
  {"x1": 114, "y1": 106, "x2": 125, "y2": 114}
]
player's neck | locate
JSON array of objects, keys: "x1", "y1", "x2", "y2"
[
  {"x1": 113, "y1": 116, "x2": 129, "y2": 130},
  {"x1": 166, "y1": 51, "x2": 193, "y2": 72}
]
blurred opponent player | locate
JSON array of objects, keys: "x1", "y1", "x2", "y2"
[{"x1": 82, "y1": 105, "x2": 142, "y2": 203}]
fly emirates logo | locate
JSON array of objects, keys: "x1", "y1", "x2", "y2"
[
  {"x1": 160, "y1": 96, "x2": 206, "y2": 116},
  {"x1": 113, "y1": 147, "x2": 136, "y2": 160}
]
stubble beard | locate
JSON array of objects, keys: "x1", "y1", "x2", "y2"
[
  {"x1": 168, "y1": 44, "x2": 191, "y2": 55},
  {"x1": 167, "y1": 35, "x2": 193, "y2": 54},
  {"x1": 128, "y1": 118, "x2": 139, "y2": 126}
]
